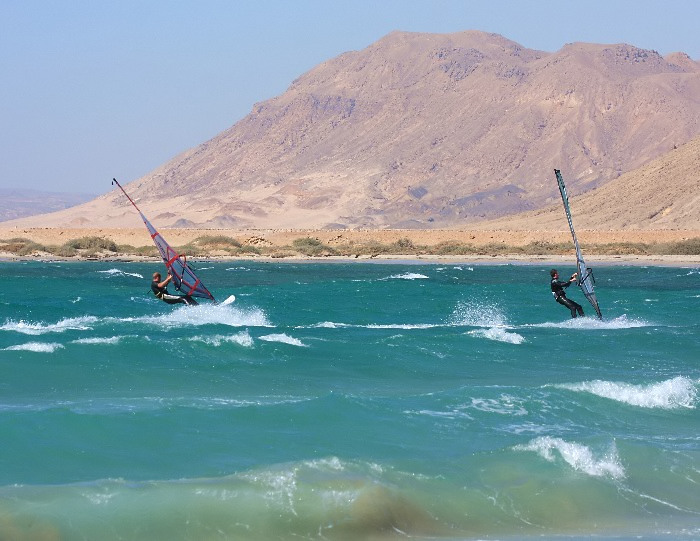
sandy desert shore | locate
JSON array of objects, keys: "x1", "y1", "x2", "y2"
[{"x1": 1, "y1": 227, "x2": 699, "y2": 265}]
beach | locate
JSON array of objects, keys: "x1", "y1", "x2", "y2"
[{"x1": 1, "y1": 227, "x2": 699, "y2": 265}]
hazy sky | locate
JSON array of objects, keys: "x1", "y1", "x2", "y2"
[{"x1": 2, "y1": 0, "x2": 699, "y2": 195}]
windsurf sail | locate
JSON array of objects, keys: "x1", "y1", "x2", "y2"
[
  {"x1": 112, "y1": 178, "x2": 216, "y2": 302},
  {"x1": 553, "y1": 169, "x2": 602, "y2": 319}
]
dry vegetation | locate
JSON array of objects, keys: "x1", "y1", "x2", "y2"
[{"x1": 2, "y1": 234, "x2": 699, "y2": 260}]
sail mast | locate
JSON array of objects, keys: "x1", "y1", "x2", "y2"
[{"x1": 553, "y1": 170, "x2": 602, "y2": 319}]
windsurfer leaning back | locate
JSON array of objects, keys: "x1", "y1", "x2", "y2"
[
  {"x1": 550, "y1": 269, "x2": 584, "y2": 318},
  {"x1": 151, "y1": 272, "x2": 198, "y2": 306}
]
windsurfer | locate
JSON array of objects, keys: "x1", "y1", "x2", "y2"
[
  {"x1": 151, "y1": 272, "x2": 198, "y2": 306},
  {"x1": 550, "y1": 269, "x2": 584, "y2": 318}
]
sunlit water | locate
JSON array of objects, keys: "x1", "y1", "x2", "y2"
[{"x1": 0, "y1": 261, "x2": 698, "y2": 540}]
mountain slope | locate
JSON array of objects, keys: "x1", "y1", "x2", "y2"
[
  {"x1": 9, "y1": 30, "x2": 700, "y2": 229},
  {"x1": 475, "y1": 135, "x2": 700, "y2": 230}
]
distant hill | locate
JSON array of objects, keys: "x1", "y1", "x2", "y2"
[
  {"x1": 8, "y1": 30, "x2": 700, "y2": 230},
  {"x1": 0, "y1": 189, "x2": 95, "y2": 223},
  {"x1": 475, "y1": 135, "x2": 700, "y2": 230}
]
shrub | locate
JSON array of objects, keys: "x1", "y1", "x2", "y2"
[
  {"x1": 0, "y1": 238, "x2": 46, "y2": 255},
  {"x1": 192, "y1": 235, "x2": 242, "y2": 250},
  {"x1": 64, "y1": 236, "x2": 117, "y2": 252},
  {"x1": 291, "y1": 237, "x2": 337, "y2": 256},
  {"x1": 654, "y1": 237, "x2": 700, "y2": 255},
  {"x1": 432, "y1": 241, "x2": 478, "y2": 255}
]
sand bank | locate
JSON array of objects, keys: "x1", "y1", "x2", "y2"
[{"x1": 1, "y1": 227, "x2": 699, "y2": 265}]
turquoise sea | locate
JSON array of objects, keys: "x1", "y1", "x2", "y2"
[{"x1": 0, "y1": 260, "x2": 698, "y2": 540}]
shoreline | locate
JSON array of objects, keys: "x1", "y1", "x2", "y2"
[{"x1": 2, "y1": 253, "x2": 699, "y2": 267}]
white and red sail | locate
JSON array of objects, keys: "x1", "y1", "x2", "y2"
[{"x1": 112, "y1": 178, "x2": 215, "y2": 302}]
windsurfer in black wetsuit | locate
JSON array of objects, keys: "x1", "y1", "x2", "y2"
[
  {"x1": 550, "y1": 269, "x2": 584, "y2": 318},
  {"x1": 151, "y1": 272, "x2": 198, "y2": 306}
]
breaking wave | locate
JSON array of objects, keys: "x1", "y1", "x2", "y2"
[
  {"x1": 514, "y1": 437, "x2": 625, "y2": 479},
  {"x1": 557, "y1": 376, "x2": 697, "y2": 409},
  {"x1": 4, "y1": 342, "x2": 64, "y2": 353},
  {"x1": 259, "y1": 333, "x2": 307, "y2": 347},
  {"x1": 1, "y1": 316, "x2": 99, "y2": 335}
]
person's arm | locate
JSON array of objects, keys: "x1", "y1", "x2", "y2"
[
  {"x1": 157, "y1": 275, "x2": 172, "y2": 288},
  {"x1": 560, "y1": 273, "x2": 577, "y2": 288}
]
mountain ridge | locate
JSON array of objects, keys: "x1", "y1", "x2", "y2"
[{"x1": 7, "y1": 30, "x2": 700, "y2": 230}]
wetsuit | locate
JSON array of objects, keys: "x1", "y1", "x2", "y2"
[
  {"x1": 151, "y1": 281, "x2": 198, "y2": 306},
  {"x1": 551, "y1": 277, "x2": 584, "y2": 318}
]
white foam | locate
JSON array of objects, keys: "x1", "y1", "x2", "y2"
[
  {"x1": 131, "y1": 304, "x2": 271, "y2": 328},
  {"x1": 1, "y1": 316, "x2": 99, "y2": 335},
  {"x1": 366, "y1": 323, "x2": 438, "y2": 330},
  {"x1": 4, "y1": 342, "x2": 64, "y2": 353},
  {"x1": 468, "y1": 327, "x2": 525, "y2": 344},
  {"x1": 309, "y1": 321, "x2": 437, "y2": 330},
  {"x1": 382, "y1": 272, "x2": 429, "y2": 280},
  {"x1": 557, "y1": 376, "x2": 697, "y2": 409},
  {"x1": 470, "y1": 395, "x2": 528, "y2": 415},
  {"x1": 404, "y1": 408, "x2": 474, "y2": 420},
  {"x1": 71, "y1": 336, "x2": 124, "y2": 345},
  {"x1": 532, "y1": 314, "x2": 651, "y2": 330},
  {"x1": 515, "y1": 436, "x2": 625, "y2": 479},
  {"x1": 189, "y1": 331, "x2": 254, "y2": 347},
  {"x1": 311, "y1": 321, "x2": 350, "y2": 329},
  {"x1": 97, "y1": 268, "x2": 143, "y2": 278},
  {"x1": 259, "y1": 333, "x2": 307, "y2": 347}
]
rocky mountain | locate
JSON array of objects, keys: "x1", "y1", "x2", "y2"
[
  {"x1": 9, "y1": 30, "x2": 700, "y2": 229},
  {"x1": 475, "y1": 134, "x2": 700, "y2": 231}
]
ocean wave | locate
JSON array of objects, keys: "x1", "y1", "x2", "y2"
[
  {"x1": 0, "y1": 394, "x2": 312, "y2": 413},
  {"x1": 514, "y1": 436, "x2": 625, "y2": 479},
  {"x1": 4, "y1": 342, "x2": 64, "y2": 353},
  {"x1": 403, "y1": 408, "x2": 474, "y2": 420},
  {"x1": 308, "y1": 321, "x2": 438, "y2": 330},
  {"x1": 310, "y1": 321, "x2": 350, "y2": 328},
  {"x1": 381, "y1": 272, "x2": 429, "y2": 280},
  {"x1": 259, "y1": 333, "x2": 307, "y2": 347},
  {"x1": 0, "y1": 457, "x2": 441, "y2": 540},
  {"x1": 366, "y1": 323, "x2": 438, "y2": 330},
  {"x1": 189, "y1": 331, "x2": 254, "y2": 347},
  {"x1": 532, "y1": 314, "x2": 652, "y2": 330},
  {"x1": 468, "y1": 327, "x2": 525, "y2": 344},
  {"x1": 97, "y1": 268, "x2": 144, "y2": 279},
  {"x1": 71, "y1": 336, "x2": 125, "y2": 345},
  {"x1": 1, "y1": 316, "x2": 99, "y2": 335},
  {"x1": 556, "y1": 376, "x2": 697, "y2": 409}
]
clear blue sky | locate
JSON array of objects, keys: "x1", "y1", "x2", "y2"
[{"x1": 1, "y1": 0, "x2": 698, "y2": 195}]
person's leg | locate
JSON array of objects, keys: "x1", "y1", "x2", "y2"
[
  {"x1": 573, "y1": 300, "x2": 584, "y2": 317},
  {"x1": 161, "y1": 293, "x2": 187, "y2": 304},
  {"x1": 557, "y1": 296, "x2": 578, "y2": 318}
]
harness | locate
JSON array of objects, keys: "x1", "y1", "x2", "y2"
[
  {"x1": 152, "y1": 282, "x2": 167, "y2": 299},
  {"x1": 551, "y1": 279, "x2": 567, "y2": 300}
]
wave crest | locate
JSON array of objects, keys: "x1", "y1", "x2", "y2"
[
  {"x1": 515, "y1": 437, "x2": 625, "y2": 479},
  {"x1": 558, "y1": 376, "x2": 697, "y2": 409}
]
